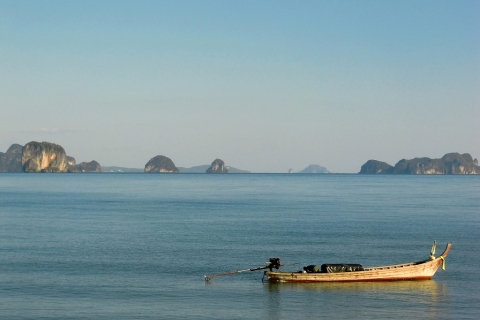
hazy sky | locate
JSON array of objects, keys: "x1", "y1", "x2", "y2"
[{"x1": 1, "y1": 1, "x2": 479, "y2": 172}]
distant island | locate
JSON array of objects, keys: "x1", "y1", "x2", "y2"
[
  {"x1": 359, "y1": 153, "x2": 480, "y2": 174},
  {"x1": 0, "y1": 142, "x2": 101, "y2": 173},
  {"x1": 0, "y1": 144, "x2": 23, "y2": 172},
  {"x1": 178, "y1": 165, "x2": 250, "y2": 173},
  {"x1": 288, "y1": 164, "x2": 331, "y2": 174},
  {"x1": 144, "y1": 155, "x2": 179, "y2": 173},
  {"x1": 206, "y1": 159, "x2": 228, "y2": 173},
  {"x1": 292, "y1": 164, "x2": 331, "y2": 174},
  {"x1": 144, "y1": 156, "x2": 249, "y2": 173},
  {"x1": 2, "y1": 141, "x2": 478, "y2": 175},
  {"x1": 102, "y1": 165, "x2": 250, "y2": 173}
]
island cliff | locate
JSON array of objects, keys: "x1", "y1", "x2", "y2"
[
  {"x1": 22, "y1": 141, "x2": 67, "y2": 172},
  {"x1": 359, "y1": 160, "x2": 394, "y2": 174},
  {"x1": 66, "y1": 156, "x2": 76, "y2": 168},
  {"x1": 68, "y1": 160, "x2": 102, "y2": 173},
  {"x1": 1, "y1": 143, "x2": 101, "y2": 173},
  {"x1": 206, "y1": 159, "x2": 228, "y2": 173},
  {"x1": 359, "y1": 153, "x2": 480, "y2": 174},
  {"x1": 144, "y1": 155, "x2": 179, "y2": 173},
  {"x1": 0, "y1": 144, "x2": 23, "y2": 172}
]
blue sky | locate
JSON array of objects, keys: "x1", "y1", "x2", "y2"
[{"x1": 1, "y1": 0, "x2": 479, "y2": 172}]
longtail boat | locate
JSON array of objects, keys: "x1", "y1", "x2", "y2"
[{"x1": 264, "y1": 242, "x2": 451, "y2": 283}]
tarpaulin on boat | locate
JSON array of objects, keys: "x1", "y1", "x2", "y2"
[
  {"x1": 321, "y1": 264, "x2": 364, "y2": 273},
  {"x1": 303, "y1": 265, "x2": 319, "y2": 273}
]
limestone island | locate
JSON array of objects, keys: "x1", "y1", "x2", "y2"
[
  {"x1": 206, "y1": 159, "x2": 228, "y2": 173},
  {"x1": 0, "y1": 144, "x2": 23, "y2": 172},
  {"x1": 67, "y1": 158, "x2": 102, "y2": 173},
  {"x1": 144, "y1": 155, "x2": 179, "y2": 173},
  {"x1": 359, "y1": 153, "x2": 480, "y2": 174},
  {"x1": 0, "y1": 141, "x2": 102, "y2": 173},
  {"x1": 22, "y1": 141, "x2": 68, "y2": 172},
  {"x1": 177, "y1": 165, "x2": 249, "y2": 173},
  {"x1": 295, "y1": 164, "x2": 330, "y2": 174}
]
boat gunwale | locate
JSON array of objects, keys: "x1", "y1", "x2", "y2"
[{"x1": 366, "y1": 242, "x2": 451, "y2": 271}]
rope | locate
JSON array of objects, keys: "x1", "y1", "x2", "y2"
[{"x1": 440, "y1": 256, "x2": 446, "y2": 270}]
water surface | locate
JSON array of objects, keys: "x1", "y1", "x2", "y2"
[{"x1": 0, "y1": 174, "x2": 478, "y2": 319}]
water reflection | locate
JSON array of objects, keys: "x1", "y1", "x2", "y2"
[
  {"x1": 264, "y1": 280, "x2": 446, "y2": 295},
  {"x1": 264, "y1": 281, "x2": 449, "y2": 319}
]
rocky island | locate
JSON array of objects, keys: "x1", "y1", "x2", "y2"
[
  {"x1": 296, "y1": 164, "x2": 330, "y2": 173},
  {"x1": 177, "y1": 164, "x2": 249, "y2": 173},
  {"x1": 68, "y1": 160, "x2": 102, "y2": 173},
  {"x1": 22, "y1": 141, "x2": 68, "y2": 172},
  {"x1": 0, "y1": 144, "x2": 23, "y2": 172},
  {"x1": 359, "y1": 153, "x2": 480, "y2": 174},
  {"x1": 66, "y1": 156, "x2": 76, "y2": 168},
  {"x1": 144, "y1": 155, "x2": 179, "y2": 173},
  {"x1": 0, "y1": 142, "x2": 102, "y2": 173},
  {"x1": 358, "y1": 160, "x2": 395, "y2": 174},
  {"x1": 206, "y1": 159, "x2": 228, "y2": 173}
]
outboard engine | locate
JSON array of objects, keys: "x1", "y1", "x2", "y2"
[{"x1": 267, "y1": 258, "x2": 281, "y2": 271}]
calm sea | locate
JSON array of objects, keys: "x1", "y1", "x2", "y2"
[{"x1": 0, "y1": 174, "x2": 479, "y2": 319}]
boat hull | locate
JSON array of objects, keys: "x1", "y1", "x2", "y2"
[{"x1": 265, "y1": 243, "x2": 451, "y2": 283}]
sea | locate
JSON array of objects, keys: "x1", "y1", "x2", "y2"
[{"x1": 0, "y1": 173, "x2": 479, "y2": 319}]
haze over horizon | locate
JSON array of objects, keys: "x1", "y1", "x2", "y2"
[{"x1": 1, "y1": 1, "x2": 479, "y2": 173}]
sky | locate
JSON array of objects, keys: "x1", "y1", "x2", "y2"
[{"x1": 1, "y1": 0, "x2": 479, "y2": 173}]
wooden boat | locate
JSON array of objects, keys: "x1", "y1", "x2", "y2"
[{"x1": 264, "y1": 242, "x2": 451, "y2": 283}]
